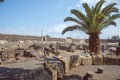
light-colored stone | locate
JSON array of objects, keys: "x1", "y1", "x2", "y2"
[
  {"x1": 58, "y1": 56, "x2": 70, "y2": 73},
  {"x1": 81, "y1": 55, "x2": 92, "y2": 65},
  {"x1": 75, "y1": 55, "x2": 82, "y2": 67},
  {"x1": 92, "y1": 55, "x2": 103, "y2": 65},
  {"x1": 44, "y1": 62, "x2": 57, "y2": 80}
]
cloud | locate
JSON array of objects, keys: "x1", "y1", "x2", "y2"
[
  {"x1": 76, "y1": 3, "x2": 81, "y2": 7},
  {"x1": 67, "y1": 6, "x2": 72, "y2": 10},
  {"x1": 76, "y1": 0, "x2": 120, "y2": 8},
  {"x1": 51, "y1": 24, "x2": 68, "y2": 33},
  {"x1": 80, "y1": 0, "x2": 99, "y2": 4}
]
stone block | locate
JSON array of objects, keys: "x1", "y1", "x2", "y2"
[
  {"x1": 55, "y1": 61, "x2": 64, "y2": 79},
  {"x1": 81, "y1": 55, "x2": 92, "y2": 65},
  {"x1": 57, "y1": 56, "x2": 70, "y2": 73},
  {"x1": 74, "y1": 55, "x2": 82, "y2": 67},
  {"x1": 119, "y1": 56, "x2": 120, "y2": 65},
  {"x1": 103, "y1": 55, "x2": 119, "y2": 65},
  {"x1": 44, "y1": 62, "x2": 58, "y2": 80},
  {"x1": 70, "y1": 55, "x2": 79, "y2": 68},
  {"x1": 92, "y1": 55, "x2": 103, "y2": 65}
]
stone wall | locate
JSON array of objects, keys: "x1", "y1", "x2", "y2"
[{"x1": 0, "y1": 53, "x2": 120, "y2": 80}]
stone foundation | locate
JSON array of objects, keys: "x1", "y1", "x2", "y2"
[
  {"x1": 0, "y1": 54, "x2": 120, "y2": 80},
  {"x1": 81, "y1": 55, "x2": 92, "y2": 65},
  {"x1": 92, "y1": 55, "x2": 103, "y2": 65}
]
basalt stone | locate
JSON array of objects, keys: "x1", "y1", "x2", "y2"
[
  {"x1": 97, "y1": 67, "x2": 104, "y2": 73},
  {"x1": 83, "y1": 71, "x2": 96, "y2": 80}
]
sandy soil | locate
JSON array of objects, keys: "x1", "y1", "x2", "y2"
[{"x1": 62, "y1": 65, "x2": 120, "y2": 80}]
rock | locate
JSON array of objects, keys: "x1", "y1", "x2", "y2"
[
  {"x1": 8, "y1": 49, "x2": 15, "y2": 60},
  {"x1": 83, "y1": 71, "x2": 95, "y2": 80},
  {"x1": 15, "y1": 48, "x2": 25, "y2": 58},
  {"x1": 55, "y1": 61, "x2": 64, "y2": 79},
  {"x1": 24, "y1": 50, "x2": 36, "y2": 58},
  {"x1": 70, "y1": 55, "x2": 79, "y2": 68},
  {"x1": 119, "y1": 56, "x2": 120, "y2": 65},
  {"x1": 103, "y1": 55, "x2": 119, "y2": 65},
  {"x1": 97, "y1": 67, "x2": 104, "y2": 73},
  {"x1": 57, "y1": 56, "x2": 70, "y2": 73},
  {"x1": 1, "y1": 51, "x2": 9, "y2": 61},
  {"x1": 81, "y1": 55, "x2": 92, "y2": 65},
  {"x1": 44, "y1": 62, "x2": 57, "y2": 80},
  {"x1": 116, "y1": 47, "x2": 120, "y2": 56},
  {"x1": 75, "y1": 55, "x2": 82, "y2": 67},
  {"x1": 92, "y1": 55, "x2": 103, "y2": 65}
]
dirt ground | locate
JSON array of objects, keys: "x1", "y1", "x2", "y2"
[{"x1": 62, "y1": 65, "x2": 120, "y2": 80}]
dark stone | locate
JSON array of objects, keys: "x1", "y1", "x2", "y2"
[{"x1": 83, "y1": 72, "x2": 95, "y2": 80}]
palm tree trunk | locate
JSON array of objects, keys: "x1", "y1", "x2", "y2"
[{"x1": 89, "y1": 33, "x2": 100, "y2": 54}]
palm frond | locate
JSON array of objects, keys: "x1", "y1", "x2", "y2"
[
  {"x1": 99, "y1": 14, "x2": 120, "y2": 31},
  {"x1": 62, "y1": 25, "x2": 87, "y2": 35},
  {"x1": 83, "y1": 3, "x2": 93, "y2": 19},
  {"x1": 109, "y1": 7, "x2": 119, "y2": 13},
  {"x1": 106, "y1": 21, "x2": 117, "y2": 26},
  {"x1": 64, "y1": 17, "x2": 83, "y2": 25},
  {"x1": 101, "y1": 3, "x2": 117, "y2": 16},
  {"x1": 93, "y1": 0, "x2": 105, "y2": 14},
  {"x1": 71, "y1": 9, "x2": 88, "y2": 23}
]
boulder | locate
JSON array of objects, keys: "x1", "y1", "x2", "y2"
[{"x1": 92, "y1": 55, "x2": 103, "y2": 65}]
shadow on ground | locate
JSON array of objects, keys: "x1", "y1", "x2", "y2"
[
  {"x1": 61, "y1": 74, "x2": 82, "y2": 80},
  {"x1": 0, "y1": 67, "x2": 32, "y2": 80}
]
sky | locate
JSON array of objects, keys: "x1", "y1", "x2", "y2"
[{"x1": 0, "y1": 0, "x2": 120, "y2": 39}]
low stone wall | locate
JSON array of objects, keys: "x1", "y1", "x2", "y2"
[
  {"x1": 81, "y1": 55, "x2": 92, "y2": 65},
  {"x1": 92, "y1": 55, "x2": 103, "y2": 65},
  {"x1": 0, "y1": 54, "x2": 120, "y2": 80},
  {"x1": 103, "y1": 55, "x2": 120, "y2": 65}
]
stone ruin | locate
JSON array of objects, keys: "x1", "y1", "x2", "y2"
[{"x1": 0, "y1": 40, "x2": 120, "y2": 80}]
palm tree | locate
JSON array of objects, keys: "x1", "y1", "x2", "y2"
[{"x1": 62, "y1": 0, "x2": 120, "y2": 54}]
